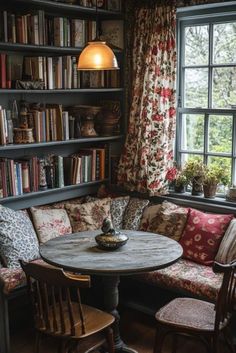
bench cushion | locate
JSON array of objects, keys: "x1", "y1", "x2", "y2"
[
  {"x1": 0, "y1": 259, "x2": 45, "y2": 295},
  {"x1": 136, "y1": 259, "x2": 223, "y2": 302}
]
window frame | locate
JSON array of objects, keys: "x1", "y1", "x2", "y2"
[{"x1": 176, "y1": 2, "x2": 236, "y2": 187}]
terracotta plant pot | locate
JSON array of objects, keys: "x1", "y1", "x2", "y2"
[{"x1": 203, "y1": 184, "x2": 217, "y2": 199}]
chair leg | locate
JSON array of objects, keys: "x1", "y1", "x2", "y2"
[
  {"x1": 35, "y1": 331, "x2": 42, "y2": 353},
  {"x1": 0, "y1": 290, "x2": 10, "y2": 353},
  {"x1": 58, "y1": 339, "x2": 70, "y2": 353},
  {"x1": 172, "y1": 334, "x2": 178, "y2": 353},
  {"x1": 223, "y1": 327, "x2": 236, "y2": 353},
  {"x1": 153, "y1": 326, "x2": 166, "y2": 353},
  {"x1": 106, "y1": 327, "x2": 115, "y2": 353}
]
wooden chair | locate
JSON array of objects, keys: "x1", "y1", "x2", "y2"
[
  {"x1": 153, "y1": 261, "x2": 236, "y2": 353},
  {"x1": 20, "y1": 261, "x2": 115, "y2": 353}
]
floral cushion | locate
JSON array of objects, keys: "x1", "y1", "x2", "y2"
[
  {"x1": 111, "y1": 196, "x2": 130, "y2": 229},
  {"x1": 215, "y1": 218, "x2": 236, "y2": 264},
  {"x1": 65, "y1": 198, "x2": 111, "y2": 233},
  {"x1": 123, "y1": 198, "x2": 149, "y2": 230},
  {"x1": 30, "y1": 207, "x2": 72, "y2": 244},
  {"x1": 0, "y1": 206, "x2": 40, "y2": 269},
  {"x1": 0, "y1": 259, "x2": 45, "y2": 295},
  {"x1": 149, "y1": 201, "x2": 188, "y2": 241},
  {"x1": 139, "y1": 204, "x2": 162, "y2": 231},
  {"x1": 136, "y1": 259, "x2": 223, "y2": 302},
  {"x1": 179, "y1": 208, "x2": 234, "y2": 265}
]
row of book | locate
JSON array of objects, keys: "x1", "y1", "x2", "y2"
[
  {"x1": 0, "y1": 54, "x2": 120, "y2": 89},
  {"x1": 0, "y1": 148, "x2": 107, "y2": 198},
  {"x1": 52, "y1": 0, "x2": 121, "y2": 12},
  {"x1": 0, "y1": 10, "x2": 96, "y2": 47}
]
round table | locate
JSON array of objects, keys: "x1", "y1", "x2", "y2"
[{"x1": 40, "y1": 230, "x2": 183, "y2": 353}]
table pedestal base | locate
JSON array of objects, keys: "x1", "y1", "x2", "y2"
[{"x1": 102, "y1": 275, "x2": 138, "y2": 353}]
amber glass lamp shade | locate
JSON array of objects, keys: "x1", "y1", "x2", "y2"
[{"x1": 77, "y1": 41, "x2": 119, "y2": 70}]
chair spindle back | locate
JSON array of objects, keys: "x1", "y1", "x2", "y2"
[
  {"x1": 214, "y1": 260, "x2": 236, "y2": 332},
  {"x1": 20, "y1": 261, "x2": 90, "y2": 337}
]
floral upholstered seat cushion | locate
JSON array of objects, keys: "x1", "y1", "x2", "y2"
[
  {"x1": 136, "y1": 259, "x2": 223, "y2": 302},
  {"x1": 0, "y1": 259, "x2": 45, "y2": 295}
]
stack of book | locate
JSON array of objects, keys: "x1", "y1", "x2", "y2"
[
  {"x1": 0, "y1": 54, "x2": 120, "y2": 89},
  {"x1": 0, "y1": 149, "x2": 107, "y2": 198},
  {"x1": 64, "y1": 147, "x2": 106, "y2": 185},
  {"x1": 0, "y1": 106, "x2": 14, "y2": 145},
  {"x1": 0, "y1": 10, "x2": 96, "y2": 47}
]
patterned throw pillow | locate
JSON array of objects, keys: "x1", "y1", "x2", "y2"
[
  {"x1": 139, "y1": 204, "x2": 162, "y2": 231},
  {"x1": 30, "y1": 207, "x2": 72, "y2": 244},
  {"x1": 149, "y1": 201, "x2": 189, "y2": 241},
  {"x1": 110, "y1": 196, "x2": 130, "y2": 229},
  {"x1": 0, "y1": 206, "x2": 40, "y2": 269},
  {"x1": 179, "y1": 208, "x2": 234, "y2": 266},
  {"x1": 123, "y1": 198, "x2": 149, "y2": 230},
  {"x1": 215, "y1": 218, "x2": 236, "y2": 264},
  {"x1": 65, "y1": 198, "x2": 111, "y2": 233}
]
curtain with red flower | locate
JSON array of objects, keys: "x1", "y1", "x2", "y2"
[{"x1": 117, "y1": 4, "x2": 176, "y2": 196}]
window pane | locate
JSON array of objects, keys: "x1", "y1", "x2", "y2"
[
  {"x1": 185, "y1": 68, "x2": 208, "y2": 108},
  {"x1": 208, "y1": 115, "x2": 232, "y2": 153},
  {"x1": 185, "y1": 25, "x2": 209, "y2": 66},
  {"x1": 213, "y1": 22, "x2": 236, "y2": 64},
  {"x1": 181, "y1": 114, "x2": 204, "y2": 152},
  {"x1": 212, "y1": 67, "x2": 236, "y2": 108},
  {"x1": 180, "y1": 153, "x2": 203, "y2": 167},
  {"x1": 208, "y1": 157, "x2": 231, "y2": 192}
]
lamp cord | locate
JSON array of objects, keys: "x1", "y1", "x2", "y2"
[{"x1": 95, "y1": 0, "x2": 99, "y2": 39}]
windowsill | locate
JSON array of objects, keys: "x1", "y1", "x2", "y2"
[{"x1": 164, "y1": 191, "x2": 236, "y2": 210}]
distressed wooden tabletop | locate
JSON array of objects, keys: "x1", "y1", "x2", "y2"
[{"x1": 40, "y1": 230, "x2": 183, "y2": 276}]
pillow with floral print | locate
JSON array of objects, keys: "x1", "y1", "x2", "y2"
[
  {"x1": 149, "y1": 201, "x2": 189, "y2": 241},
  {"x1": 123, "y1": 198, "x2": 149, "y2": 230},
  {"x1": 65, "y1": 198, "x2": 111, "y2": 233},
  {"x1": 139, "y1": 204, "x2": 162, "y2": 231},
  {"x1": 0, "y1": 206, "x2": 40, "y2": 269},
  {"x1": 179, "y1": 208, "x2": 234, "y2": 266},
  {"x1": 30, "y1": 207, "x2": 72, "y2": 244}
]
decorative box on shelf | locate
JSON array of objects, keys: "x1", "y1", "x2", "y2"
[{"x1": 13, "y1": 128, "x2": 34, "y2": 144}]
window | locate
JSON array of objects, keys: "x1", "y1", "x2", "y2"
[{"x1": 176, "y1": 3, "x2": 236, "y2": 190}]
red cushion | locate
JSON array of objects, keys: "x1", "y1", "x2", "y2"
[{"x1": 179, "y1": 209, "x2": 233, "y2": 265}]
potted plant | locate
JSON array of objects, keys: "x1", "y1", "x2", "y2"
[
  {"x1": 203, "y1": 164, "x2": 229, "y2": 198},
  {"x1": 182, "y1": 158, "x2": 205, "y2": 195},
  {"x1": 174, "y1": 172, "x2": 188, "y2": 193}
]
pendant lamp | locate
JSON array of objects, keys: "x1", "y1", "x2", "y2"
[{"x1": 77, "y1": 1, "x2": 119, "y2": 71}]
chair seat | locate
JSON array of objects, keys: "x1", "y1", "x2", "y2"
[
  {"x1": 155, "y1": 297, "x2": 216, "y2": 332},
  {"x1": 37, "y1": 303, "x2": 115, "y2": 338}
]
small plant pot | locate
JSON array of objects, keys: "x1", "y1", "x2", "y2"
[
  {"x1": 192, "y1": 176, "x2": 203, "y2": 196},
  {"x1": 203, "y1": 184, "x2": 217, "y2": 199},
  {"x1": 174, "y1": 184, "x2": 186, "y2": 193}
]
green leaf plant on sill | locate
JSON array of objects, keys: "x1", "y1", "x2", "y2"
[
  {"x1": 203, "y1": 164, "x2": 230, "y2": 199},
  {"x1": 181, "y1": 158, "x2": 205, "y2": 196},
  {"x1": 166, "y1": 159, "x2": 230, "y2": 200}
]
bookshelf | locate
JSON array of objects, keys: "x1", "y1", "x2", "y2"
[{"x1": 0, "y1": 0, "x2": 124, "y2": 210}]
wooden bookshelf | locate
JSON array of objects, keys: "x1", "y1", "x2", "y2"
[{"x1": 0, "y1": 0, "x2": 124, "y2": 208}]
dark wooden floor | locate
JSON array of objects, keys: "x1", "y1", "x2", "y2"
[{"x1": 11, "y1": 308, "x2": 231, "y2": 353}]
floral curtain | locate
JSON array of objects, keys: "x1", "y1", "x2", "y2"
[{"x1": 117, "y1": 4, "x2": 176, "y2": 196}]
